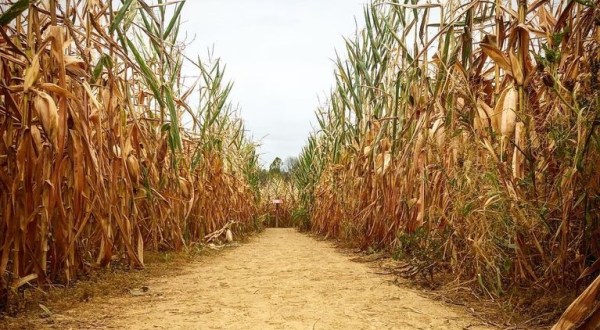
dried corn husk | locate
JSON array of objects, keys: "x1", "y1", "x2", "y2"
[
  {"x1": 475, "y1": 99, "x2": 500, "y2": 133},
  {"x1": 33, "y1": 92, "x2": 59, "y2": 147},
  {"x1": 500, "y1": 86, "x2": 518, "y2": 137},
  {"x1": 30, "y1": 125, "x2": 44, "y2": 154},
  {"x1": 112, "y1": 145, "x2": 122, "y2": 158},
  {"x1": 65, "y1": 55, "x2": 89, "y2": 78},
  {"x1": 24, "y1": 54, "x2": 41, "y2": 92},
  {"x1": 375, "y1": 152, "x2": 392, "y2": 176},
  {"x1": 179, "y1": 176, "x2": 191, "y2": 198},
  {"x1": 126, "y1": 154, "x2": 140, "y2": 183},
  {"x1": 429, "y1": 118, "x2": 446, "y2": 148}
]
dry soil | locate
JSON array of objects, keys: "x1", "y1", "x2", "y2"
[{"x1": 29, "y1": 228, "x2": 494, "y2": 329}]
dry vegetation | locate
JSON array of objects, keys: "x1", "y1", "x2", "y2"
[
  {"x1": 0, "y1": 0, "x2": 262, "y2": 312},
  {"x1": 1, "y1": 0, "x2": 600, "y2": 328},
  {"x1": 259, "y1": 175, "x2": 297, "y2": 228},
  {"x1": 292, "y1": 0, "x2": 600, "y2": 327}
]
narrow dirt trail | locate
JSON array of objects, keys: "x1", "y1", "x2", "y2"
[{"x1": 44, "y1": 229, "x2": 493, "y2": 329}]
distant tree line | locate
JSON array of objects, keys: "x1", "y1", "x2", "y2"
[{"x1": 258, "y1": 156, "x2": 298, "y2": 184}]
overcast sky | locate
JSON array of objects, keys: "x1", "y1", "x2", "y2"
[{"x1": 181, "y1": 0, "x2": 366, "y2": 166}]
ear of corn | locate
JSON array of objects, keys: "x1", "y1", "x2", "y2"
[
  {"x1": 500, "y1": 86, "x2": 517, "y2": 138},
  {"x1": 32, "y1": 92, "x2": 59, "y2": 147}
]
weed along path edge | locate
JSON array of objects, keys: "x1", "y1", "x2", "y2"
[{"x1": 36, "y1": 229, "x2": 493, "y2": 329}]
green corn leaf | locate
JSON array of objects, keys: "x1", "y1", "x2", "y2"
[
  {"x1": 164, "y1": 87, "x2": 182, "y2": 150},
  {"x1": 163, "y1": 1, "x2": 185, "y2": 39},
  {"x1": 0, "y1": 0, "x2": 30, "y2": 26},
  {"x1": 92, "y1": 55, "x2": 112, "y2": 81},
  {"x1": 126, "y1": 38, "x2": 164, "y2": 108},
  {"x1": 110, "y1": 0, "x2": 135, "y2": 33}
]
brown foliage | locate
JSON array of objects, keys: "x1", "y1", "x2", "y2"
[{"x1": 0, "y1": 0, "x2": 259, "y2": 310}]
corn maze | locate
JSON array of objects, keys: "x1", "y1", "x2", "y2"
[{"x1": 1, "y1": 0, "x2": 599, "y2": 328}]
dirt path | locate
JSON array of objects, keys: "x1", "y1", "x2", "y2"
[{"x1": 40, "y1": 229, "x2": 493, "y2": 329}]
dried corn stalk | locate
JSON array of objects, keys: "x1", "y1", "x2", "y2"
[
  {"x1": 0, "y1": 0, "x2": 260, "y2": 305},
  {"x1": 293, "y1": 0, "x2": 600, "y2": 323}
]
